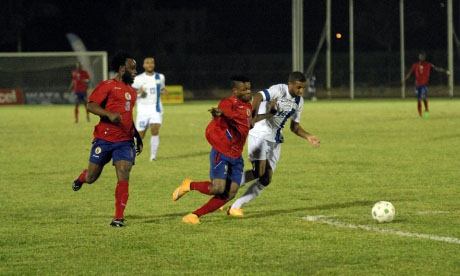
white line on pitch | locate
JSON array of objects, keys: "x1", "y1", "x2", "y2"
[
  {"x1": 303, "y1": 215, "x2": 460, "y2": 245},
  {"x1": 415, "y1": 211, "x2": 451, "y2": 215}
]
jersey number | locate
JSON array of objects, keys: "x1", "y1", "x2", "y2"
[
  {"x1": 125, "y1": 101, "x2": 130, "y2": 111},
  {"x1": 419, "y1": 65, "x2": 424, "y2": 74}
]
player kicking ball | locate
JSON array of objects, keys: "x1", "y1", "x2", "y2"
[
  {"x1": 227, "y1": 72, "x2": 320, "y2": 216},
  {"x1": 72, "y1": 52, "x2": 143, "y2": 227},
  {"x1": 172, "y1": 76, "x2": 252, "y2": 224}
]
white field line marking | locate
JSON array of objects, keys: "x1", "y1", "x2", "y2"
[
  {"x1": 303, "y1": 215, "x2": 460, "y2": 245},
  {"x1": 415, "y1": 211, "x2": 451, "y2": 215}
]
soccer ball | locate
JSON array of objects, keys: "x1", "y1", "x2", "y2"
[{"x1": 371, "y1": 201, "x2": 395, "y2": 223}]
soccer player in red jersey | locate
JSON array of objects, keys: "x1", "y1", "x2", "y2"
[
  {"x1": 404, "y1": 51, "x2": 449, "y2": 117},
  {"x1": 172, "y1": 76, "x2": 252, "y2": 224},
  {"x1": 72, "y1": 52, "x2": 143, "y2": 227},
  {"x1": 68, "y1": 62, "x2": 91, "y2": 123}
]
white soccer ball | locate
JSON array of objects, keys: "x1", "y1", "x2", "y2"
[{"x1": 372, "y1": 201, "x2": 395, "y2": 223}]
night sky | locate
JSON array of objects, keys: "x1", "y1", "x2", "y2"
[{"x1": 1, "y1": 0, "x2": 457, "y2": 56}]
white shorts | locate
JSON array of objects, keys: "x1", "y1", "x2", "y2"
[
  {"x1": 248, "y1": 135, "x2": 281, "y2": 172},
  {"x1": 136, "y1": 112, "x2": 162, "y2": 131}
]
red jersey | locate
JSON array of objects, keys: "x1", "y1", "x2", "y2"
[
  {"x1": 410, "y1": 62, "x2": 432, "y2": 86},
  {"x1": 88, "y1": 79, "x2": 137, "y2": 142},
  {"x1": 72, "y1": 70, "x2": 90, "y2": 92},
  {"x1": 205, "y1": 95, "x2": 252, "y2": 158}
]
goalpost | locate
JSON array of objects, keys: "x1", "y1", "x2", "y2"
[
  {"x1": 293, "y1": 0, "x2": 455, "y2": 99},
  {"x1": 0, "y1": 51, "x2": 107, "y2": 104},
  {"x1": 347, "y1": 0, "x2": 454, "y2": 98}
]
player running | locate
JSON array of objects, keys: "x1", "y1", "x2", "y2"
[
  {"x1": 132, "y1": 57, "x2": 167, "y2": 161},
  {"x1": 68, "y1": 62, "x2": 91, "y2": 123},
  {"x1": 172, "y1": 76, "x2": 252, "y2": 224},
  {"x1": 404, "y1": 51, "x2": 450, "y2": 118},
  {"x1": 227, "y1": 71, "x2": 320, "y2": 216},
  {"x1": 71, "y1": 52, "x2": 143, "y2": 227}
]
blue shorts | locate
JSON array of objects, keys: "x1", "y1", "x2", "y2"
[
  {"x1": 209, "y1": 147, "x2": 244, "y2": 185},
  {"x1": 89, "y1": 139, "x2": 136, "y2": 166},
  {"x1": 74, "y1": 91, "x2": 88, "y2": 102},
  {"x1": 415, "y1": 86, "x2": 428, "y2": 100}
]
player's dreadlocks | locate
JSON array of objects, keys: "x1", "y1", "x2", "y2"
[{"x1": 111, "y1": 51, "x2": 135, "y2": 72}]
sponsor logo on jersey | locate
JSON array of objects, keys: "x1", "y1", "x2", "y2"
[
  {"x1": 114, "y1": 87, "x2": 121, "y2": 90},
  {"x1": 278, "y1": 110, "x2": 290, "y2": 117},
  {"x1": 246, "y1": 109, "x2": 251, "y2": 116}
]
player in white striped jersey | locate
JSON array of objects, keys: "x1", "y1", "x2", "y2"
[
  {"x1": 132, "y1": 57, "x2": 167, "y2": 161},
  {"x1": 227, "y1": 72, "x2": 320, "y2": 216}
]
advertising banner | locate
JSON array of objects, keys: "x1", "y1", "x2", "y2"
[
  {"x1": 161, "y1": 85, "x2": 184, "y2": 103},
  {"x1": 0, "y1": 89, "x2": 24, "y2": 105}
]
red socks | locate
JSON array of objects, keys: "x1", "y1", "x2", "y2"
[
  {"x1": 190, "y1": 181, "x2": 212, "y2": 195},
  {"x1": 193, "y1": 196, "x2": 228, "y2": 217},
  {"x1": 78, "y1": 169, "x2": 87, "y2": 183},
  {"x1": 417, "y1": 101, "x2": 422, "y2": 116},
  {"x1": 114, "y1": 181, "x2": 129, "y2": 219}
]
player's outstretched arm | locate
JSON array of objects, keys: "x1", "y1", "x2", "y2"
[
  {"x1": 133, "y1": 123, "x2": 143, "y2": 155},
  {"x1": 87, "y1": 102, "x2": 122, "y2": 123},
  {"x1": 432, "y1": 65, "x2": 450, "y2": 75},
  {"x1": 290, "y1": 121, "x2": 320, "y2": 148}
]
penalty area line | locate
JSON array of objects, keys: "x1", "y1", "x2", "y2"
[{"x1": 303, "y1": 215, "x2": 460, "y2": 245}]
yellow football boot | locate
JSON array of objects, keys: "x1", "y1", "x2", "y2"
[
  {"x1": 227, "y1": 208, "x2": 244, "y2": 216},
  {"x1": 172, "y1": 178, "x2": 192, "y2": 201},
  {"x1": 182, "y1": 213, "x2": 200, "y2": 224}
]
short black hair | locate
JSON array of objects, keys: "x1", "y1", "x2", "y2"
[
  {"x1": 230, "y1": 75, "x2": 250, "y2": 88},
  {"x1": 419, "y1": 50, "x2": 426, "y2": 56},
  {"x1": 288, "y1": 71, "x2": 306, "y2": 83},
  {"x1": 111, "y1": 51, "x2": 134, "y2": 72}
]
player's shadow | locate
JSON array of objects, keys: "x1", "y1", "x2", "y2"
[
  {"x1": 431, "y1": 134, "x2": 459, "y2": 140},
  {"x1": 160, "y1": 151, "x2": 209, "y2": 160},
  {"x1": 237, "y1": 200, "x2": 374, "y2": 219},
  {"x1": 127, "y1": 200, "x2": 375, "y2": 223},
  {"x1": 129, "y1": 212, "x2": 190, "y2": 224}
]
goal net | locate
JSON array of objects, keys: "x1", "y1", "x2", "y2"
[{"x1": 0, "y1": 52, "x2": 107, "y2": 104}]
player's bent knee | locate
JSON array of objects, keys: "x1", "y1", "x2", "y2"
[
  {"x1": 226, "y1": 191, "x2": 237, "y2": 200},
  {"x1": 259, "y1": 175, "x2": 271, "y2": 186},
  {"x1": 209, "y1": 184, "x2": 224, "y2": 195},
  {"x1": 85, "y1": 174, "x2": 98, "y2": 184}
]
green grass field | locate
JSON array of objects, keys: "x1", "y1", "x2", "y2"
[{"x1": 1, "y1": 99, "x2": 459, "y2": 275}]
